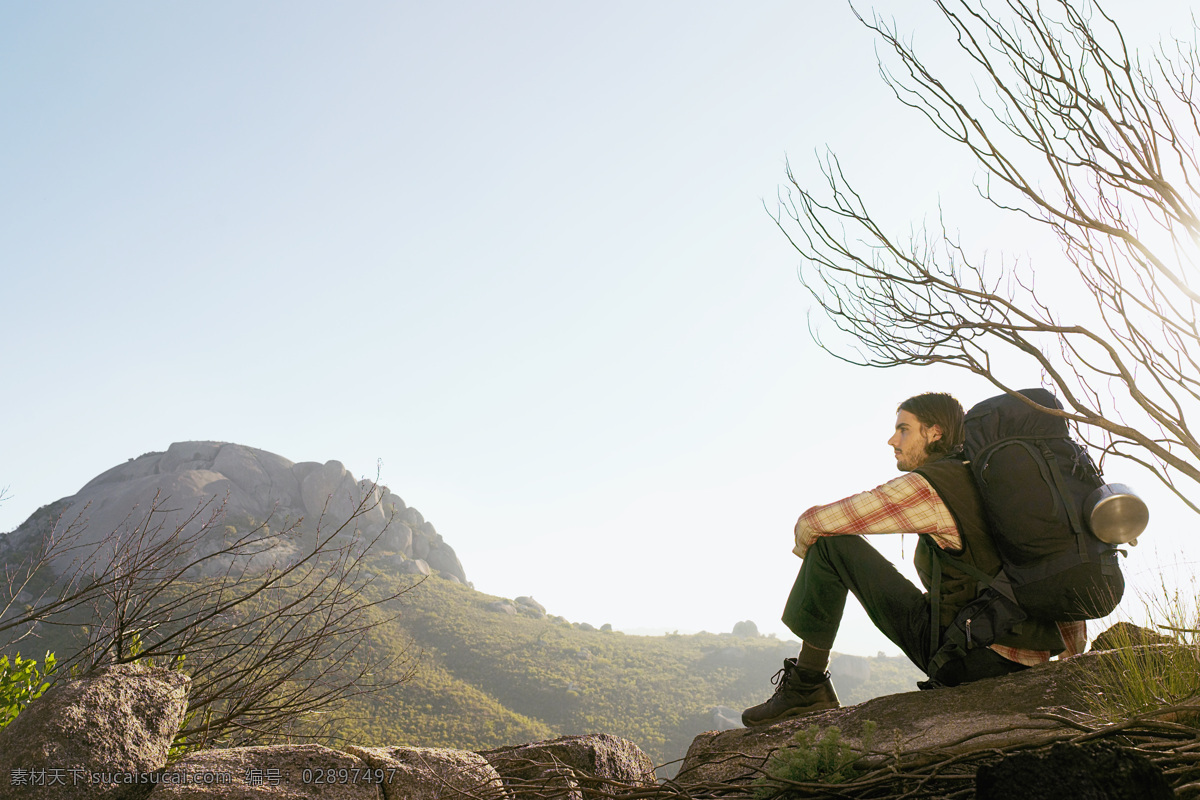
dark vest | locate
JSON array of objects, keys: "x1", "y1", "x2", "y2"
[{"x1": 914, "y1": 457, "x2": 1066, "y2": 653}]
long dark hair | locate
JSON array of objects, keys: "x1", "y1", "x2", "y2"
[{"x1": 898, "y1": 392, "x2": 965, "y2": 458}]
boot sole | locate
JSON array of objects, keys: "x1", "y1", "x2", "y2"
[{"x1": 741, "y1": 700, "x2": 840, "y2": 727}]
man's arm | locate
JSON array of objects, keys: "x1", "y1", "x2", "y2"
[{"x1": 793, "y1": 471, "x2": 962, "y2": 558}]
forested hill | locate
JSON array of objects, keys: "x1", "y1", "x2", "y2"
[{"x1": 336, "y1": 573, "x2": 923, "y2": 774}]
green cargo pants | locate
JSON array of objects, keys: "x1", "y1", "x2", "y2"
[{"x1": 781, "y1": 535, "x2": 1027, "y2": 684}]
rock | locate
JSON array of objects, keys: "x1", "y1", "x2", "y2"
[
  {"x1": 290, "y1": 460, "x2": 322, "y2": 484},
  {"x1": 488, "y1": 601, "x2": 518, "y2": 615},
  {"x1": 676, "y1": 649, "x2": 1144, "y2": 787},
  {"x1": 0, "y1": 662, "x2": 190, "y2": 799},
  {"x1": 1090, "y1": 621, "x2": 1176, "y2": 650},
  {"x1": 481, "y1": 734, "x2": 655, "y2": 795},
  {"x1": 149, "y1": 744, "x2": 378, "y2": 799},
  {"x1": 377, "y1": 522, "x2": 412, "y2": 555},
  {"x1": 380, "y1": 490, "x2": 405, "y2": 514},
  {"x1": 307, "y1": 466, "x2": 379, "y2": 536},
  {"x1": 398, "y1": 558, "x2": 431, "y2": 577},
  {"x1": 514, "y1": 596, "x2": 546, "y2": 615},
  {"x1": 425, "y1": 542, "x2": 467, "y2": 583},
  {"x1": 975, "y1": 740, "x2": 1173, "y2": 799},
  {"x1": 347, "y1": 745, "x2": 505, "y2": 800},
  {"x1": 354, "y1": 480, "x2": 389, "y2": 539},
  {"x1": 301, "y1": 460, "x2": 386, "y2": 536},
  {"x1": 2, "y1": 441, "x2": 465, "y2": 586},
  {"x1": 213, "y1": 444, "x2": 303, "y2": 512},
  {"x1": 401, "y1": 507, "x2": 425, "y2": 528},
  {"x1": 159, "y1": 442, "x2": 222, "y2": 474},
  {"x1": 732, "y1": 620, "x2": 759, "y2": 638},
  {"x1": 411, "y1": 529, "x2": 431, "y2": 561},
  {"x1": 6, "y1": 444, "x2": 431, "y2": 578},
  {"x1": 419, "y1": 521, "x2": 441, "y2": 543},
  {"x1": 480, "y1": 751, "x2": 581, "y2": 800}
]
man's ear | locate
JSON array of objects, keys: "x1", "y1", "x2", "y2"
[{"x1": 926, "y1": 424, "x2": 943, "y2": 444}]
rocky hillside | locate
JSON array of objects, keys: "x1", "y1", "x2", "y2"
[{"x1": 0, "y1": 441, "x2": 466, "y2": 584}]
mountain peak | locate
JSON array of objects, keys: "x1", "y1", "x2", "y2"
[{"x1": 3, "y1": 441, "x2": 466, "y2": 583}]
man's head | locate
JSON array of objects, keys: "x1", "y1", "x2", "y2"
[{"x1": 888, "y1": 392, "x2": 965, "y2": 471}]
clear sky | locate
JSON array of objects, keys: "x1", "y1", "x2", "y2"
[{"x1": 2, "y1": 1, "x2": 1197, "y2": 656}]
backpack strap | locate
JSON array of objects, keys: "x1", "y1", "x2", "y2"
[
  {"x1": 934, "y1": 547, "x2": 1017, "y2": 603},
  {"x1": 928, "y1": 541, "x2": 943, "y2": 658},
  {"x1": 924, "y1": 539, "x2": 1021, "y2": 679}
]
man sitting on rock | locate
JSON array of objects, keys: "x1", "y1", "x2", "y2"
[{"x1": 742, "y1": 392, "x2": 1085, "y2": 727}]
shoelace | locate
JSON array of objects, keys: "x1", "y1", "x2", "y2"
[{"x1": 768, "y1": 666, "x2": 790, "y2": 695}]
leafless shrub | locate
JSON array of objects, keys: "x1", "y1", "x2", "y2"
[
  {"x1": 0, "y1": 480, "x2": 416, "y2": 750},
  {"x1": 776, "y1": 0, "x2": 1200, "y2": 511}
]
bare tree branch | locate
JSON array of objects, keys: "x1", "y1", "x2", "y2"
[
  {"x1": 0, "y1": 478, "x2": 417, "y2": 750},
  {"x1": 779, "y1": 0, "x2": 1200, "y2": 511}
]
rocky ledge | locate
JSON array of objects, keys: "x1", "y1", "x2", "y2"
[
  {"x1": 0, "y1": 663, "x2": 654, "y2": 800},
  {"x1": 0, "y1": 641, "x2": 1187, "y2": 798}
]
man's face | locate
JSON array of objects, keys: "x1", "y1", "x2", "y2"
[{"x1": 888, "y1": 410, "x2": 943, "y2": 471}]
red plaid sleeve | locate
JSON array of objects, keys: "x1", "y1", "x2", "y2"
[
  {"x1": 990, "y1": 621, "x2": 1088, "y2": 666},
  {"x1": 793, "y1": 472, "x2": 961, "y2": 559}
]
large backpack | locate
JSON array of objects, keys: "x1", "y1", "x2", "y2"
[
  {"x1": 925, "y1": 388, "x2": 1129, "y2": 680},
  {"x1": 965, "y1": 387, "x2": 1125, "y2": 620}
]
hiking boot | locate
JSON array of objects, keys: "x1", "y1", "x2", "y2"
[{"x1": 741, "y1": 658, "x2": 840, "y2": 727}]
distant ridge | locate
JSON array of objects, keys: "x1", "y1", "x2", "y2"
[{"x1": 0, "y1": 441, "x2": 467, "y2": 583}]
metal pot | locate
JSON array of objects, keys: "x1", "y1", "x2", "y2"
[{"x1": 1084, "y1": 483, "x2": 1149, "y2": 545}]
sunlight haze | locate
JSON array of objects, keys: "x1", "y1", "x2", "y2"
[{"x1": 2, "y1": 0, "x2": 1196, "y2": 656}]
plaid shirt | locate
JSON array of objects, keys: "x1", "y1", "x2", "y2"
[{"x1": 794, "y1": 471, "x2": 1086, "y2": 665}]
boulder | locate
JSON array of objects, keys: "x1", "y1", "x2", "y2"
[
  {"x1": 411, "y1": 529, "x2": 431, "y2": 561},
  {"x1": 290, "y1": 461, "x2": 322, "y2": 485},
  {"x1": 380, "y1": 490, "x2": 405, "y2": 515},
  {"x1": 347, "y1": 745, "x2": 505, "y2": 800},
  {"x1": 149, "y1": 744, "x2": 378, "y2": 799},
  {"x1": 488, "y1": 601, "x2": 518, "y2": 615},
  {"x1": 976, "y1": 740, "x2": 1173, "y2": 799},
  {"x1": 426, "y1": 543, "x2": 467, "y2": 583},
  {"x1": 1090, "y1": 621, "x2": 1176, "y2": 650},
  {"x1": 398, "y1": 558, "x2": 431, "y2": 577},
  {"x1": 676, "y1": 649, "x2": 1137, "y2": 787},
  {"x1": 400, "y1": 507, "x2": 425, "y2": 528},
  {"x1": 301, "y1": 461, "x2": 377, "y2": 534},
  {"x1": 354, "y1": 479, "x2": 389, "y2": 539},
  {"x1": 479, "y1": 754, "x2": 579, "y2": 800},
  {"x1": 377, "y1": 522, "x2": 412, "y2": 556},
  {"x1": 481, "y1": 734, "x2": 655, "y2": 795},
  {"x1": 514, "y1": 597, "x2": 546, "y2": 616},
  {"x1": 731, "y1": 620, "x2": 759, "y2": 638},
  {"x1": 0, "y1": 663, "x2": 190, "y2": 799},
  {"x1": 159, "y1": 442, "x2": 223, "y2": 474},
  {"x1": 212, "y1": 444, "x2": 303, "y2": 512}
]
